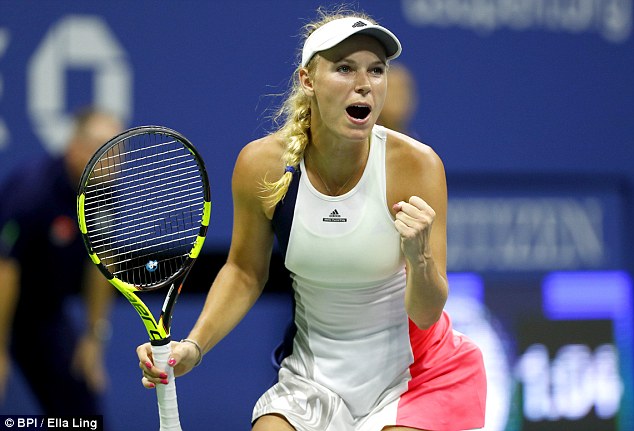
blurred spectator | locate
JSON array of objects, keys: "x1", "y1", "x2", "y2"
[
  {"x1": 0, "y1": 108, "x2": 122, "y2": 415},
  {"x1": 378, "y1": 62, "x2": 419, "y2": 135}
]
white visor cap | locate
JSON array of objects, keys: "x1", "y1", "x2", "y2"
[{"x1": 301, "y1": 17, "x2": 402, "y2": 67}]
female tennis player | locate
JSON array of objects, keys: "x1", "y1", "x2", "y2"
[{"x1": 136, "y1": 7, "x2": 486, "y2": 431}]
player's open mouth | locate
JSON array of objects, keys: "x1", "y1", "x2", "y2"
[{"x1": 346, "y1": 105, "x2": 371, "y2": 120}]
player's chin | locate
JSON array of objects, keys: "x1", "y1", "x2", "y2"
[{"x1": 342, "y1": 121, "x2": 374, "y2": 140}]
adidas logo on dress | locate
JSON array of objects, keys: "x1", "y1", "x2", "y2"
[{"x1": 322, "y1": 209, "x2": 347, "y2": 222}]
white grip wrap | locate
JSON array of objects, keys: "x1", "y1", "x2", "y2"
[{"x1": 151, "y1": 343, "x2": 182, "y2": 431}]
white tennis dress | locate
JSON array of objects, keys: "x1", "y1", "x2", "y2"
[{"x1": 252, "y1": 126, "x2": 486, "y2": 431}]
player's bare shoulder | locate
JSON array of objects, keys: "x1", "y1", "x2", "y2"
[
  {"x1": 233, "y1": 133, "x2": 286, "y2": 186},
  {"x1": 384, "y1": 128, "x2": 446, "y2": 206},
  {"x1": 232, "y1": 133, "x2": 287, "y2": 219},
  {"x1": 384, "y1": 128, "x2": 445, "y2": 177}
]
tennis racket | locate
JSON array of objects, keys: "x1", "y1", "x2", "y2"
[{"x1": 76, "y1": 125, "x2": 211, "y2": 431}]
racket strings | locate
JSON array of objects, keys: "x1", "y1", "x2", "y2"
[
  {"x1": 88, "y1": 152, "x2": 194, "y2": 191},
  {"x1": 85, "y1": 194, "x2": 202, "y2": 241},
  {"x1": 82, "y1": 132, "x2": 205, "y2": 288}
]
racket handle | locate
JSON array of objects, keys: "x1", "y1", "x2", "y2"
[{"x1": 152, "y1": 343, "x2": 182, "y2": 431}]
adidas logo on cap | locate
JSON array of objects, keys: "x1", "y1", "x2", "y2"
[{"x1": 352, "y1": 21, "x2": 367, "y2": 28}]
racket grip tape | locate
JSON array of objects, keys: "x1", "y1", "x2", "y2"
[{"x1": 152, "y1": 343, "x2": 183, "y2": 431}]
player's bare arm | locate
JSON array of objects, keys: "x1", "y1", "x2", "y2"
[
  {"x1": 176, "y1": 136, "x2": 284, "y2": 372},
  {"x1": 386, "y1": 130, "x2": 448, "y2": 329}
]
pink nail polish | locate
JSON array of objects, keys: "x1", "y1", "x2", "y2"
[
  {"x1": 168, "y1": 358, "x2": 176, "y2": 366},
  {"x1": 159, "y1": 372, "x2": 168, "y2": 379},
  {"x1": 161, "y1": 379, "x2": 168, "y2": 385},
  {"x1": 145, "y1": 361, "x2": 153, "y2": 369},
  {"x1": 148, "y1": 383, "x2": 155, "y2": 388}
]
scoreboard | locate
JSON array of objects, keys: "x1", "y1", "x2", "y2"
[{"x1": 447, "y1": 271, "x2": 632, "y2": 431}]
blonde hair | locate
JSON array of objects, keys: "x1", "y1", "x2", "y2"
[{"x1": 261, "y1": 6, "x2": 378, "y2": 207}]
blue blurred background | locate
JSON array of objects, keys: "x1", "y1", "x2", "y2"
[{"x1": 1, "y1": 1, "x2": 632, "y2": 430}]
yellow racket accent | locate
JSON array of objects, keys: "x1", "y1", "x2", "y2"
[
  {"x1": 77, "y1": 194, "x2": 87, "y2": 234},
  {"x1": 109, "y1": 278, "x2": 167, "y2": 341},
  {"x1": 88, "y1": 252, "x2": 100, "y2": 265},
  {"x1": 189, "y1": 201, "x2": 211, "y2": 258},
  {"x1": 202, "y1": 201, "x2": 211, "y2": 226}
]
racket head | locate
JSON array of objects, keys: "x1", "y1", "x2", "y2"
[{"x1": 77, "y1": 125, "x2": 211, "y2": 294}]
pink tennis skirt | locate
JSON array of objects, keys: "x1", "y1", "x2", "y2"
[{"x1": 394, "y1": 311, "x2": 487, "y2": 430}]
